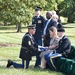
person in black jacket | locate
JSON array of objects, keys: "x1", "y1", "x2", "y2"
[
  {"x1": 32, "y1": 6, "x2": 46, "y2": 46},
  {"x1": 6, "y1": 25, "x2": 38, "y2": 69},
  {"x1": 44, "y1": 27, "x2": 71, "y2": 70},
  {"x1": 42, "y1": 11, "x2": 57, "y2": 46},
  {"x1": 32, "y1": 6, "x2": 46, "y2": 68},
  {"x1": 56, "y1": 28, "x2": 71, "y2": 57}
]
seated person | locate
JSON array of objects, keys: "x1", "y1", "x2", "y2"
[
  {"x1": 44, "y1": 27, "x2": 71, "y2": 70},
  {"x1": 40, "y1": 26, "x2": 60, "y2": 69}
]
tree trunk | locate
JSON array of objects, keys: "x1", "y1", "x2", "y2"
[
  {"x1": 16, "y1": 23, "x2": 22, "y2": 32},
  {"x1": 4, "y1": 21, "x2": 7, "y2": 26},
  {"x1": 67, "y1": 17, "x2": 73, "y2": 23}
]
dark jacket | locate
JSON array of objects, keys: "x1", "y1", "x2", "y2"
[
  {"x1": 32, "y1": 15, "x2": 46, "y2": 39},
  {"x1": 43, "y1": 19, "x2": 57, "y2": 46},
  {"x1": 56, "y1": 35, "x2": 71, "y2": 57},
  {"x1": 44, "y1": 19, "x2": 57, "y2": 36},
  {"x1": 19, "y1": 32, "x2": 38, "y2": 60}
]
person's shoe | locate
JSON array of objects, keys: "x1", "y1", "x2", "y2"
[
  {"x1": 34, "y1": 65, "x2": 40, "y2": 68},
  {"x1": 26, "y1": 67, "x2": 28, "y2": 69},
  {"x1": 41, "y1": 68, "x2": 46, "y2": 70},
  {"x1": 6, "y1": 60, "x2": 13, "y2": 68}
]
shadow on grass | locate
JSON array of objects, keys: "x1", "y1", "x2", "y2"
[
  {"x1": 64, "y1": 27, "x2": 75, "y2": 28},
  {"x1": 0, "y1": 65, "x2": 16, "y2": 69},
  {"x1": 0, "y1": 32, "x2": 26, "y2": 34},
  {"x1": 29, "y1": 65, "x2": 63, "y2": 75},
  {"x1": 68, "y1": 36, "x2": 75, "y2": 37},
  {"x1": 0, "y1": 59, "x2": 21, "y2": 61},
  {"x1": 0, "y1": 26, "x2": 16, "y2": 30},
  {"x1": 0, "y1": 26, "x2": 27, "y2": 30}
]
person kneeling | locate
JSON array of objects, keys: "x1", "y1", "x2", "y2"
[{"x1": 6, "y1": 25, "x2": 38, "y2": 69}]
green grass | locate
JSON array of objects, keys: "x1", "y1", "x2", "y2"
[
  {"x1": 64, "y1": 23, "x2": 75, "y2": 45},
  {"x1": 0, "y1": 23, "x2": 75, "y2": 75}
]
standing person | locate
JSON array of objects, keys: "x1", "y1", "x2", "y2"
[
  {"x1": 42, "y1": 11, "x2": 57, "y2": 47},
  {"x1": 32, "y1": 6, "x2": 46, "y2": 45},
  {"x1": 6, "y1": 25, "x2": 38, "y2": 69},
  {"x1": 44, "y1": 26, "x2": 71, "y2": 70},
  {"x1": 52, "y1": 10, "x2": 62, "y2": 24},
  {"x1": 52, "y1": 14, "x2": 59, "y2": 24},
  {"x1": 32, "y1": 6, "x2": 46, "y2": 68}
]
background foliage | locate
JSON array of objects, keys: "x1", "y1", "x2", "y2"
[{"x1": 0, "y1": 0, "x2": 75, "y2": 32}]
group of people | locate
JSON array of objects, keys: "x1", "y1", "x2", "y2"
[{"x1": 6, "y1": 7, "x2": 71, "y2": 71}]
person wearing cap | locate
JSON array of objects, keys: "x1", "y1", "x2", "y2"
[
  {"x1": 56, "y1": 27, "x2": 71, "y2": 56},
  {"x1": 32, "y1": 6, "x2": 46, "y2": 68},
  {"x1": 6, "y1": 25, "x2": 38, "y2": 69},
  {"x1": 32, "y1": 6, "x2": 46, "y2": 46},
  {"x1": 44, "y1": 26, "x2": 71, "y2": 70}
]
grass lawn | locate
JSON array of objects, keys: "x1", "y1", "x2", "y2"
[{"x1": 0, "y1": 23, "x2": 75, "y2": 75}]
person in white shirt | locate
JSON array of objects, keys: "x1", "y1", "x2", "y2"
[{"x1": 42, "y1": 11, "x2": 57, "y2": 46}]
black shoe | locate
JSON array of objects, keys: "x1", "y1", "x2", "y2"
[
  {"x1": 6, "y1": 60, "x2": 13, "y2": 68},
  {"x1": 26, "y1": 67, "x2": 28, "y2": 69},
  {"x1": 34, "y1": 65, "x2": 40, "y2": 68}
]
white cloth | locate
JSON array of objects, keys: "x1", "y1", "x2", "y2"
[
  {"x1": 43, "y1": 19, "x2": 51, "y2": 35},
  {"x1": 38, "y1": 45, "x2": 48, "y2": 51}
]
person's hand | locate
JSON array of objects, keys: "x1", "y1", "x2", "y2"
[
  {"x1": 42, "y1": 35, "x2": 45, "y2": 39},
  {"x1": 48, "y1": 46, "x2": 51, "y2": 49}
]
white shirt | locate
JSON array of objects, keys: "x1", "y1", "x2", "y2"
[{"x1": 43, "y1": 19, "x2": 51, "y2": 35}]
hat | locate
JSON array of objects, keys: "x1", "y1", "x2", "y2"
[
  {"x1": 57, "y1": 24, "x2": 63, "y2": 29},
  {"x1": 27, "y1": 25, "x2": 36, "y2": 30},
  {"x1": 57, "y1": 23, "x2": 65, "y2": 32},
  {"x1": 57, "y1": 28, "x2": 65, "y2": 32},
  {"x1": 35, "y1": 6, "x2": 42, "y2": 11}
]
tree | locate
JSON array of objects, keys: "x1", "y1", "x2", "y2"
[
  {"x1": 0, "y1": 0, "x2": 47, "y2": 32},
  {"x1": 45, "y1": 0, "x2": 75, "y2": 23},
  {"x1": 60, "y1": 0, "x2": 75, "y2": 23}
]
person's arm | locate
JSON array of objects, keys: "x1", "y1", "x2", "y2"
[
  {"x1": 48, "y1": 45, "x2": 57, "y2": 50},
  {"x1": 48, "y1": 38, "x2": 59, "y2": 50},
  {"x1": 52, "y1": 19, "x2": 57, "y2": 28},
  {"x1": 25, "y1": 36, "x2": 38, "y2": 51},
  {"x1": 41, "y1": 16, "x2": 46, "y2": 37},
  {"x1": 56, "y1": 38, "x2": 71, "y2": 53}
]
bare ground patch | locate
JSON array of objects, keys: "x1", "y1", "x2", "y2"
[{"x1": 0, "y1": 43, "x2": 20, "y2": 47}]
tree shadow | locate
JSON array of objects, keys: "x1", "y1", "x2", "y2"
[
  {"x1": 0, "y1": 26, "x2": 16, "y2": 30},
  {"x1": 68, "y1": 35, "x2": 75, "y2": 37},
  {"x1": 0, "y1": 32, "x2": 17, "y2": 34},
  {"x1": 0, "y1": 31, "x2": 25, "y2": 34},
  {"x1": 64, "y1": 27, "x2": 75, "y2": 28},
  {"x1": 0, "y1": 59, "x2": 21, "y2": 61}
]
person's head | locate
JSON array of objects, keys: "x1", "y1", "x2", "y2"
[
  {"x1": 52, "y1": 14, "x2": 58, "y2": 22},
  {"x1": 52, "y1": 10, "x2": 56, "y2": 15},
  {"x1": 35, "y1": 6, "x2": 42, "y2": 16},
  {"x1": 46, "y1": 11, "x2": 52, "y2": 20},
  {"x1": 57, "y1": 28, "x2": 65, "y2": 38},
  {"x1": 28, "y1": 25, "x2": 36, "y2": 35},
  {"x1": 49, "y1": 26, "x2": 58, "y2": 38}
]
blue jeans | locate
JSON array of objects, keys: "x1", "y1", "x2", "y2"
[{"x1": 12, "y1": 59, "x2": 30, "y2": 68}]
